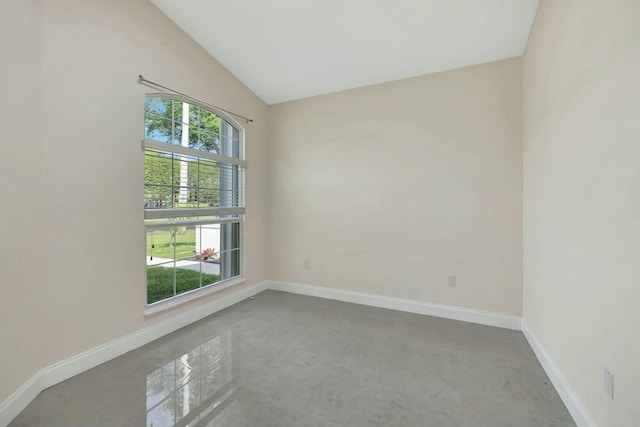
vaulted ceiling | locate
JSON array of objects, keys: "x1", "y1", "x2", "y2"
[{"x1": 151, "y1": 0, "x2": 539, "y2": 104}]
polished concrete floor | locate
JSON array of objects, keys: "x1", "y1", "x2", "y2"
[{"x1": 11, "y1": 291, "x2": 576, "y2": 427}]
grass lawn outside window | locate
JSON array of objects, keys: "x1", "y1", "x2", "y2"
[
  {"x1": 146, "y1": 267, "x2": 219, "y2": 304},
  {"x1": 146, "y1": 228, "x2": 197, "y2": 259}
]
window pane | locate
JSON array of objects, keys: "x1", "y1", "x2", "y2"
[
  {"x1": 145, "y1": 150, "x2": 174, "y2": 208},
  {"x1": 146, "y1": 228, "x2": 176, "y2": 261},
  {"x1": 145, "y1": 148, "x2": 244, "y2": 211},
  {"x1": 220, "y1": 222, "x2": 241, "y2": 280},
  {"x1": 174, "y1": 226, "x2": 197, "y2": 261},
  {"x1": 146, "y1": 222, "x2": 238, "y2": 304},
  {"x1": 198, "y1": 158, "x2": 220, "y2": 207},
  {"x1": 197, "y1": 224, "x2": 221, "y2": 286},
  {"x1": 190, "y1": 107, "x2": 222, "y2": 154},
  {"x1": 226, "y1": 222, "x2": 241, "y2": 251},
  {"x1": 146, "y1": 227, "x2": 176, "y2": 304},
  {"x1": 194, "y1": 222, "x2": 241, "y2": 283},
  {"x1": 145, "y1": 150, "x2": 243, "y2": 211},
  {"x1": 145, "y1": 97, "x2": 240, "y2": 158},
  {"x1": 173, "y1": 155, "x2": 193, "y2": 208},
  {"x1": 221, "y1": 249, "x2": 241, "y2": 280},
  {"x1": 145, "y1": 98, "x2": 182, "y2": 145},
  {"x1": 174, "y1": 226, "x2": 200, "y2": 295},
  {"x1": 144, "y1": 115, "x2": 173, "y2": 144},
  {"x1": 219, "y1": 163, "x2": 239, "y2": 208}
]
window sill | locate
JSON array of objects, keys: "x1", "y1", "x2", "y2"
[{"x1": 144, "y1": 277, "x2": 246, "y2": 317}]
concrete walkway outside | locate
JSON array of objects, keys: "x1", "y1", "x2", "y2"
[{"x1": 146, "y1": 257, "x2": 220, "y2": 275}]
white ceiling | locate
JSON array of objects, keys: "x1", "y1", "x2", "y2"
[{"x1": 151, "y1": 0, "x2": 539, "y2": 105}]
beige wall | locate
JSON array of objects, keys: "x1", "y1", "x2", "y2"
[
  {"x1": 0, "y1": 0, "x2": 46, "y2": 406},
  {"x1": 523, "y1": 0, "x2": 640, "y2": 426},
  {"x1": 0, "y1": 0, "x2": 269, "y2": 403},
  {"x1": 7, "y1": 1, "x2": 639, "y2": 425},
  {"x1": 268, "y1": 58, "x2": 523, "y2": 316}
]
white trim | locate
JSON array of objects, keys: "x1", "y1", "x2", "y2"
[
  {"x1": 267, "y1": 280, "x2": 522, "y2": 330},
  {"x1": 2, "y1": 281, "x2": 591, "y2": 427},
  {"x1": 0, "y1": 280, "x2": 269, "y2": 427},
  {"x1": 144, "y1": 277, "x2": 246, "y2": 316},
  {"x1": 144, "y1": 208, "x2": 244, "y2": 221},
  {"x1": 521, "y1": 321, "x2": 597, "y2": 427},
  {"x1": 144, "y1": 214, "x2": 242, "y2": 226},
  {"x1": 143, "y1": 139, "x2": 247, "y2": 167},
  {"x1": 0, "y1": 375, "x2": 43, "y2": 427}
]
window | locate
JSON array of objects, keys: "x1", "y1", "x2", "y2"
[{"x1": 144, "y1": 95, "x2": 245, "y2": 307}]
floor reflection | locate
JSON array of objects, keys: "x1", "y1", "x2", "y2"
[
  {"x1": 146, "y1": 332, "x2": 235, "y2": 427},
  {"x1": 10, "y1": 292, "x2": 575, "y2": 427}
]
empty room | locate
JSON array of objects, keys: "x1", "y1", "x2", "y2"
[{"x1": 1, "y1": 0, "x2": 638, "y2": 426}]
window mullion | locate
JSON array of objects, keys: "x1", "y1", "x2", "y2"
[
  {"x1": 171, "y1": 152, "x2": 175, "y2": 208},
  {"x1": 144, "y1": 139, "x2": 247, "y2": 167},
  {"x1": 145, "y1": 95, "x2": 244, "y2": 307},
  {"x1": 173, "y1": 227, "x2": 177, "y2": 298}
]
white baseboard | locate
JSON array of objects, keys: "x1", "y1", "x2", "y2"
[
  {"x1": 267, "y1": 280, "x2": 523, "y2": 330},
  {"x1": 274, "y1": 281, "x2": 594, "y2": 427},
  {"x1": 0, "y1": 279, "x2": 592, "y2": 427},
  {"x1": 0, "y1": 280, "x2": 269, "y2": 427},
  {"x1": 0, "y1": 375, "x2": 43, "y2": 427},
  {"x1": 521, "y1": 321, "x2": 597, "y2": 427}
]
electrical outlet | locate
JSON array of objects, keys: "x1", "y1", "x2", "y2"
[
  {"x1": 604, "y1": 368, "x2": 614, "y2": 399},
  {"x1": 303, "y1": 260, "x2": 310, "y2": 270},
  {"x1": 448, "y1": 275, "x2": 456, "y2": 286}
]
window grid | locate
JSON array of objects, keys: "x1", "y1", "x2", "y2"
[{"x1": 144, "y1": 96, "x2": 244, "y2": 306}]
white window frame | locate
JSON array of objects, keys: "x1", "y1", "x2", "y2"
[{"x1": 143, "y1": 93, "x2": 246, "y2": 315}]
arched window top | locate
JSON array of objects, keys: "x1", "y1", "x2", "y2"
[
  {"x1": 142, "y1": 94, "x2": 245, "y2": 309},
  {"x1": 144, "y1": 94, "x2": 242, "y2": 160}
]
